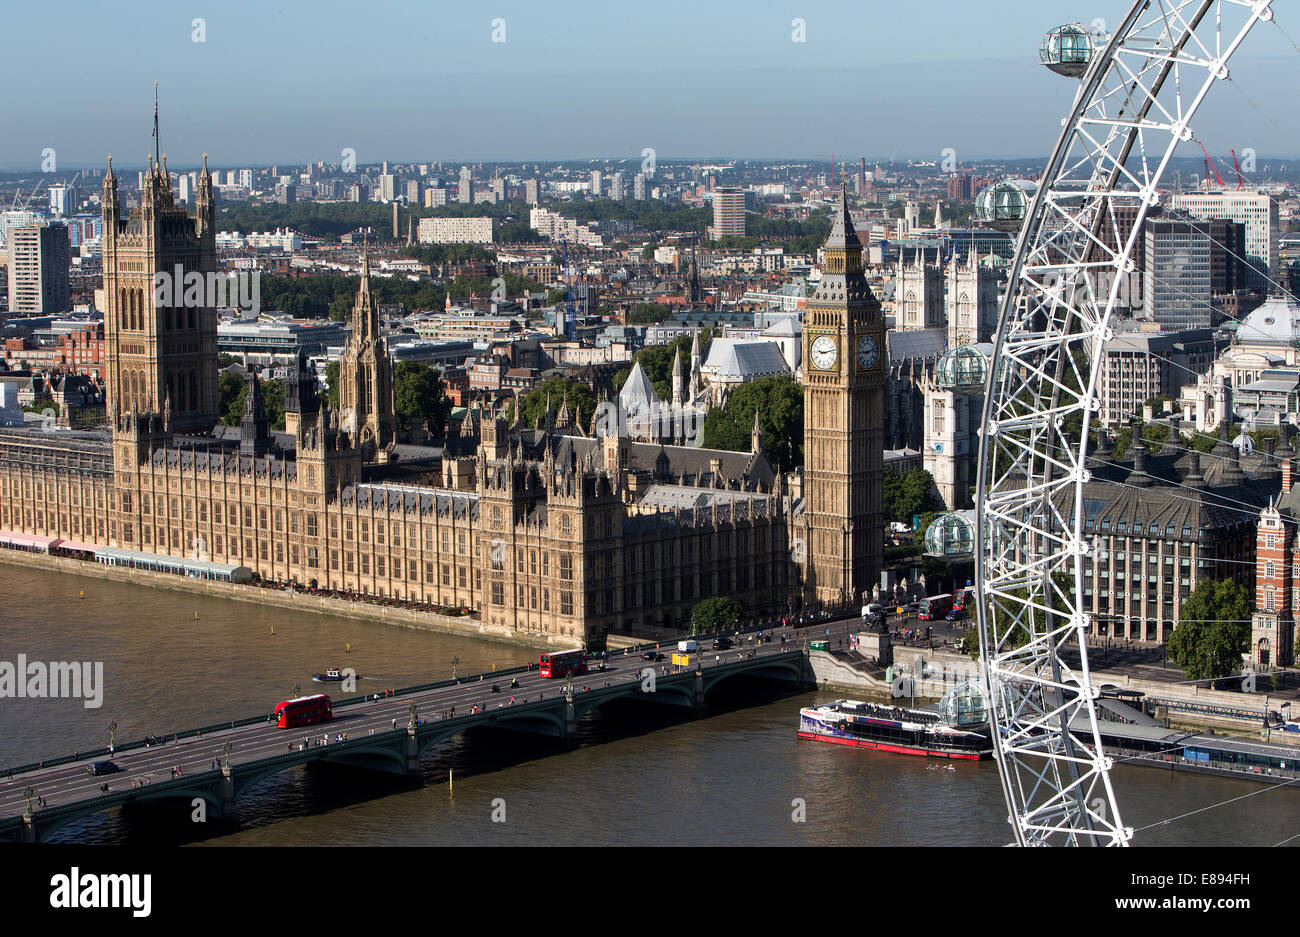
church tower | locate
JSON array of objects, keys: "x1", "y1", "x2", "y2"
[
  {"x1": 895, "y1": 250, "x2": 944, "y2": 330},
  {"x1": 339, "y1": 247, "x2": 397, "y2": 460},
  {"x1": 947, "y1": 248, "x2": 999, "y2": 347},
  {"x1": 801, "y1": 186, "x2": 885, "y2": 606},
  {"x1": 102, "y1": 146, "x2": 220, "y2": 434}
]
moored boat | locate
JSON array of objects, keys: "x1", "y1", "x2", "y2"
[{"x1": 798, "y1": 698, "x2": 993, "y2": 760}]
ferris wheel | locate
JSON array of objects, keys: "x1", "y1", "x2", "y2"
[{"x1": 975, "y1": 0, "x2": 1277, "y2": 846}]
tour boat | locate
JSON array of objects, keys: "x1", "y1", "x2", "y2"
[
  {"x1": 312, "y1": 668, "x2": 355, "y2": 683},
  {"x1": 798, "y1": 699, "x2": 992, "y2": 760}
]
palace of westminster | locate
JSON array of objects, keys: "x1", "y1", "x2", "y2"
[{"x1": 0, "y1": 147, "x2": 888, "y2": 649}]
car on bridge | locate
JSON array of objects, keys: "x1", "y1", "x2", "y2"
[
  {"x1": 713, "y1": 637, "x2": 733, "y2": 650},
  {"x1": 642, "y1": 651, "x2": 665, "y2": 662},
  {"x1": 87, "y1": 761, "x2": 121, "y2": 776}
]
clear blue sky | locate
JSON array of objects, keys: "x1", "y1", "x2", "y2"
[{"x1": 4, "y1": 0, "x2": 1298, "y2": 170}]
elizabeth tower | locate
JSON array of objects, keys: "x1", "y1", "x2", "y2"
[{"x1": 801, "y1": 187, "x2": 884, "y2": 606}]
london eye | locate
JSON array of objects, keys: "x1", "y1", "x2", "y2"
[{"x1": 976, "y1": 0, "x2": 1278, "y2": 846}]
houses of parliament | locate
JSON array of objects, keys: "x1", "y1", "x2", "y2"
[{"x1": 0, "y1": 146, "x2": 885, "y2": 649}]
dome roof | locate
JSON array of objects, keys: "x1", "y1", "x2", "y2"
[
  {"x1": 936, "y1": 342, "x2": 994, "y2": 390},
  {"x1": 1235, "y1": 295, "x2": 1300, "y2": 345}
]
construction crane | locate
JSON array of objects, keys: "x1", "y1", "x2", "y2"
[
  {"x1": 10, "y1": 178, "x2": 46, "y2": 211},
  {"x1": 1196, "y1": 140, "x2": 1223, "y2": 190},
  {"x1": 1231, "y1": 149, "x2": 1245, "y2": 189}
]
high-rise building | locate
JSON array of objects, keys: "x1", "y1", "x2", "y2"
[
  {"x1": 458, "y1": 167, "x2": 473, "y2": 204},
  {"x1": 609, "y1": 172, "x2": 625, "y2": 200},
  {"x1": 590, "y1": 170, "x2": 602, "y2": 198},
  {"x1": 524, "y1": 179, "x2": 539, "y2": 205},
  {"x1": 7, "y1": 222, "x2": 71, "y2": 314},
  {"x1": 178, "y1": 173, "x2": 192, "y2": 204},
  {"x1": 238, "y1": 169, "x2": 253, "y2": 190},
  {"x1": 405, "y1": 179, "x2": 421, "y2": 204},
  {"x1": 711, "y1": 186, "x2": 745, "y2": 239},
  {"x1": 47, "y1": 185, "x2": 77, "y2": 217},
  {"x1": 1170, "y1": 190, "x2": 1279, "y2": 287},
  {"x1": 378, "y1": 173, "x2": 397, "y2": 202},
  {"x1": 800, "y1": 190, "x2": 885, "y2": 606},
  {"x1": 1143, "y1": 216, "x2": 1213, "y2": 330},
  {"x1": 632, "y1": 173, "x2": 646, "y2": 201},
  {"x1": 417, "y1": 217, "x2": 494, "y2": 245},
  {"x1": 491, "y1": 178, "x2": 506, "y2": 202}
]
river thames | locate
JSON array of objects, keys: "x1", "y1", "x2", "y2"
[{"x1": 0, "y1": 563, "x2": 1295, "y2": 846}]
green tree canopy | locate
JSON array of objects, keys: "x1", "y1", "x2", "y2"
[
  {"x1": 626, "y1": 303, "x2": 673, "y2": 325},
  {"x1": 630, "y1": 329, "x2": 713, "y2": 400},
  {"x1": 509, "y1": 376, "x2": 596, "y2": 429},
  {"x1": 1167, "y1": 579, "x2": 1251, "y2": 680},
  {"x1": 883, "y1": 467, "x2": 941, "y2": 524},
  {"x1": 218, "y1": 373, "x2": 284, "y2": 431},
  {"x1": 690, "y1": 596, "x2": 742, "y2": 634},
  {"x1": 394, "y1": 360, "x2": 451, "y2": 437},
  {"x1": 699, "y1": 375, "x2": 804, "y2": 470}
]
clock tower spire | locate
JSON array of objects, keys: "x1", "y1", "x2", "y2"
[{"x1": 800, "y1": 186, "x2": 885, "y2": 607}]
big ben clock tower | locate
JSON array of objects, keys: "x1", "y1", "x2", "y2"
[{"x1": 800, "y1": 186, "x2": 885, "y2": 607}]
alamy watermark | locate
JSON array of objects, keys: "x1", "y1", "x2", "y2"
[
  {"x1": 0, "y1": 654, "x2": 104, "y2": 708},
  {"x1": 153, "y1": 265, "x2": 260, "y2": 314}
]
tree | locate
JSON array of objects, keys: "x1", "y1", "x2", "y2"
[
  {"x1": 631, "y1": 329, "x2": 713, "y2": 400},
  {"x1": 626, "y1": 303, "x2": 673, "y2": 325},
  {"x1": 323, "y1": 360, "x2": 340, "y2": 410},
  {"x1": 1167, "y1": 579, "x2": 1252, "y2": 680},
  {"x1": 510, "y1": 376, "x2": 596, "y2": 429},
  {"x1": 218, "y1": 374, "x2": 284, "y2": 431},
  {"x1": 393, "y1": 360, "x2": 450, "y2": 438},
  {"x1": 691, "y1": 596, "x2": 742, "y2": 634},
  {"x1": 883, "y1": 467, "x2": 941, "y2": 524},
  {"x1": 700, "y1": 375, "x2": 803, "y2": 469},
  {"x1": 218, "y1": 371, "x2": 245, "y2": 426}
]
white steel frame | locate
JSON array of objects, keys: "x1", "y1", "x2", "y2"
[{"x1": 975, "y1": 0, "x2": 1274, "y2": 846}]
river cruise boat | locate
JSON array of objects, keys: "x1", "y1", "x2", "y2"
[{"x1": 798, "y1": 698, "x2": 993, "y2": 760}]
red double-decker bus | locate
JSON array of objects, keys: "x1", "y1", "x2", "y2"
[
  {"x1": 275, "y1": 694, "x2": 333, "y2": 729},
  {"x1": 540, "y1": 649, "x2": 587, "y2": 679}
]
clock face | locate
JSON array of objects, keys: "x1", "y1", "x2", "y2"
[
  {"x1": 857, "y1": 335, "x2": 880, "y2": 370},
  {"x1": 810, "y1": 335, "x2": 838, "y2": 370}
]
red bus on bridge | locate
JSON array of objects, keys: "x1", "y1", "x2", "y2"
[
  {"x1": 275, "y1": 694, "x2": 333, "y2": 729},
  {"x1": 540, "y1": 649, "x2": 587, "y2": 679}
]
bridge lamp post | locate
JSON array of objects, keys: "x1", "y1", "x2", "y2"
[
  {"x1": 23, "y1": 787, "x2": 33, "y2": 816},
  {"x1": 107, "y1": 720, "x2": 118, "y2": 754},
  {"x1": 408, "y1": 702, "x2": 418, "y2": 729},
  {"x1": 450, "y1": 656, "x2": 459, "y2": 681},
  {"x1": 290, "y1": 684, "x2": 301, "y2": 700},
  {"x1": 223, "y1": 741, "x2": 232, "y2": 769}
]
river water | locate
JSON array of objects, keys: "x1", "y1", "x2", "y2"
[{"x1": 0, "y1": 563, "x2": 1295, "y2": 846}]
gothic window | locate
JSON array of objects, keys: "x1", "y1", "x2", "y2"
[{"x1": 933, "y1": 399, "x2": 945, "y2": 434}]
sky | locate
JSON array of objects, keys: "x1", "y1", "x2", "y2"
[{"x1": 4, "y1": 0, "x2": 1300, "y2": 171}]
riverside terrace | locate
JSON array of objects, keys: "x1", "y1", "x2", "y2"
[{"x1": 0, "y1": 628, "x2": 836, "y2": 843}]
